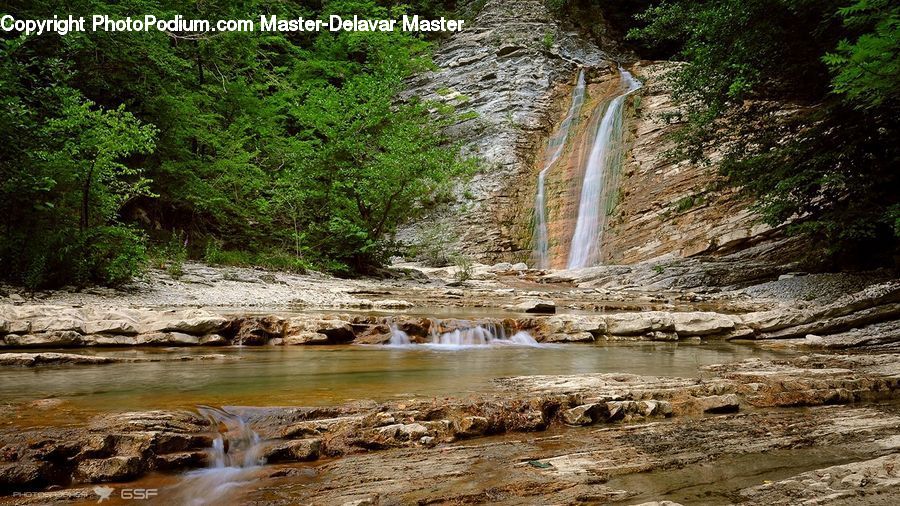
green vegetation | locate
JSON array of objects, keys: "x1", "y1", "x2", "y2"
[
  {"x1": 542, "y1": 31, "x2": 555, "y2": 50},
  {"x1": 627, "y1": 0, "x2": 899, "y2": 266},
  {"x1": 0, "y1": 0, "x2": 471, "y2": 287}
]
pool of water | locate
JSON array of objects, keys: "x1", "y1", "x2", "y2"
[{"x1": 1, "y1": 342, "x2": 789, "y2": 427}]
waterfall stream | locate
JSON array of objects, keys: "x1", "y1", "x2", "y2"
[
  {"x1": 567, "y1": 68, "x2": 641, "y2": 269},
  {"x1": 533, "y1": 69, "x2": 586, "y2": 269},
  {"x1": 386, "y1": 319, "x2": 539, "y2": 348},
  {"x1": 170, "y1": 406, "x2": 265, "y2": 505}
]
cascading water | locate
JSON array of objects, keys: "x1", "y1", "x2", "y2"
[
  {"x1": 169, "y1": 406, "x2": 265, "y2": 505},
  {"x1": 567, "y1": 68, "x2": 642, "y2": 269},
  {"x1": 388, "y1": 322, "x2": 411, "y2": 345},
  {"x1": 533, "y1": 69, "x2": 586, "y2": 269},
  {"x1": 383, "y1": 319, "x2": 540, "y2": 348}
]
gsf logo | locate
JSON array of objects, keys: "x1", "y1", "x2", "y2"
[{"x1": 121, "y1": 488, "x2": 158, "y2": 500}]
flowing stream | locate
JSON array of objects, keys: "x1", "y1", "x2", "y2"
[
  {"x1": 169, "y1": 406, "x2": 265, "y2": 505},
  {"x1": 388, "y1": 320, "x2": 539, "y2": 348},
  {"x1": 567, "y1": 68, "x2": 642, "y2": 269},
  {"x1": 533, "y1": 69, "x2": 586, "y2": 269}
]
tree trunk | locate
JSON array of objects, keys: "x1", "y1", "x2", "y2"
[{"x1": 81, "y1": 160, "x2": 96, "y2": 232}]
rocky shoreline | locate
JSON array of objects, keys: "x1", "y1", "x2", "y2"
[
  {"x1": 2, "y1": 276, "x2": 897, "y2": 351},
  {"x1": 1, "y1": 352, "x2": 898, "y2": 502},
  {"x1": 2, "y1": 262, "x2": 899, "y2": 503}
]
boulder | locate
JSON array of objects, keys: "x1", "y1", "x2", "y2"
[
  {"x1": 82, "y1": 320, "x2": 140, "y2": 335},
  {"x1": 284, "y1": 332, "x2": 330, "y2": 345},
  {"x1": 285, "y1": 317, "x2": 355, "y2": 344},
  {"x1": 372, "y1": 300, "x2": 414, "y2": 310},
  {"x1": 562, "y1": 403, "x2": 609, "y2": 426},
  {"x1": 144, "y1": 312, "x2": 228, "y2": 335},
  {"x1": 455, "y1": 416, "x2": 489, "y2": 437},
  {"x1": 1, "y1": 331, "x2": 83, "y2": 348},
  {"x1": 74, "y1": 456, "x2": 142, "y2": 483},
  {"x1": 606, "y1": 312, "x2": 675, "y2": 336},
  {"x1": 263, "y1": 439, "x2": 321, "y2": 463},
  {"x1": 200, "y1": 334, "x2": 229, "y2": 346},
  {"x1": 672, "y1": 312, "x2": 736, "y2": 337},
  {"x1": 505, "y1": 299, "x2": 556, "y2": 314},
  {"x1": 540, "y1": 315, "x2": 605, "y2": 343},
  {"x1": 697, "y1": 394, "x2": 741, "y2": 414}
]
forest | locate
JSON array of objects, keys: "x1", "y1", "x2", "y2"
[{"x1": 1, "y1": 0, "x2": 897, "y2": 288}]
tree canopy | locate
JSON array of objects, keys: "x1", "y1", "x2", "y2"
[
  {"x1": 0, "y1": 0, "x2": 470, "y2": 287},
  {"x1": 627, "y1": 0, "x2": 899, "y2": 266}
]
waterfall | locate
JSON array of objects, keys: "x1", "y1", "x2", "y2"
[
  {"x1": 382, "y1": 319, "x2": 540, "y2": 348},
  {"x1": 427, "y1": 320, "x2": 539, "y2": 348},
  {"x1": 388, "y1": 322, "x2": 411, "y2": 345},
  {"x1": 567, "y1": 68, "x2": 641, "y2": 269},
  {"x1": 170, "y1": 407, "x2": 265, "y2": 505},
  {"x1": 533, "y1": 69, "x2": 586, "y2": 269}
]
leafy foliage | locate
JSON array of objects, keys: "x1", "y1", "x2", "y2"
[
  {"x1": 628, "y1": 0, "x2": 900, "y2": 266},
  {"x1": 0, "y1": 0, "x2": 469, "y2": 286}
]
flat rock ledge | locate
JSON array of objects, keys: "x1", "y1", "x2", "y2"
[
  {"x1": 0, "y1": 352, "x2": 234, "y2": 367},
  {"x1": 2, "y1": 281, "x2": 898, "y2": 351},
  {"x1": 1, "y1": 353, "x2": 897, "y2": 493}
]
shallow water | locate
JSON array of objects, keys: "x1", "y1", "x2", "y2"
[{"x1": 1, "y1": 342, "x2": 789, "y2": 426}]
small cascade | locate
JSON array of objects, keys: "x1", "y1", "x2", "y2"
[
  {"x1": 567, "y1": 68, "x2": 642, "y2": 269},
  {"x1": 170, "y1": 407, "x2": 265, "y2": 505},
  {"x1": 428, "y1": 320, "x2": 539, "y2": 348},
  {"x1": 381, "y1": 319, "x2": 541, "y2": 348},
  {"x1": 388, "y1": 322, "x2": 411, "y2": 346},
  {"x1": 533, "y1": 69, "x2": 586, "y2": 268}
]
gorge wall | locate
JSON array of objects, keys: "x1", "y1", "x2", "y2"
[
  {"x1": 398, "y1": 0, "x2": 608, "y2": 263},
  {"x1": 401, "y1": 1, "x2": 777, "y2": 267}
]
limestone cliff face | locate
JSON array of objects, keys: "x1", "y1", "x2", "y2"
[
  {"x1": 400, "y1": 3, "x2": 774, "y2": 267},
  {"x1": 600, "y1": 62, "x2": 776, "y2": 264},
  {"x1": 398, "y1": 0, "x2": 608, "y2": 263}
]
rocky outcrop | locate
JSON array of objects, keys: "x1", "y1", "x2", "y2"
[
  {"x1": 398, "y1": 0, "x2": 608, "y2": 263},
  {"x1": 4, "y1": 278, "x2": 897, "y2": 348},
  {"x1": 0, "y1": 352, "x2": 231, "y2": 367},
  {"x1": 0, "y1": 411, "x2": 211, "y2": 492},
  {"x1": 3, "y1": 353, "x2": 897, "y2": 493},
  {"x1": 599, "y1": 62, "x2": 777, "y2": 264}
]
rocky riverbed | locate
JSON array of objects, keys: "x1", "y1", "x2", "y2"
[{"x1": 1, "y1": 260, "x2": 899, "y2": 504}]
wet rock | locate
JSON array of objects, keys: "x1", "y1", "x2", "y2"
[
  {"x1": 672, "y1": 312, "x2": 736, "y2": 337},
  {"x1": 81, "y1": 320, "x2": 139, "y2": 335},
  {"x1": 154, "y1": 451, "x2": 207, "y2": 470},
  {"x1": 264, "y1": 439, "x2": 321, "y2": 463},
  {"x1": 144, "y1": 312, "x2": 228, "y2": 335},
  {"x1": 1, "y1": 331, "x2": 83, "y2": 348},
  {"x1": 456, "y1": 416, "x2": 490, "y2": 437},
  {"x1": 372, "y1": 300, "x2": 414, "y2": 310},
  {"x1": 0, "y1": 353, "x2": 114, "y2": 366},
  {"x1": 539, "y1": 315, "x2": 604, "y2": 342},
  {"x1": 562, "y1": 403, "x2": 608, "y2": 426},
  {"x1": 285, "y1": 317, "x2": 355, "y2": 344},
  {"x1": 284, "y1": 332, "x2": 330, "y2": 345},
  {"x1": 606, "y1": 312, "x2": 675, "y2": 336},
  {"x1": 696, "y1": 394, "x2": 741, "y2": 414},
  {"x1": 74, "y1": 456, "x2": 142, "y2": 483},
  {"x1": 199, "y1": 334, "x2": 228, "y2": 346},
  {"x1": 505, "y1": 299, "x2": 556, "y2": 314},
  {"x1": 232, "y1": 316, "x2": 286, "y2": 345}
]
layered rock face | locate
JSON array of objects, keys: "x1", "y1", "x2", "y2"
[
  {"x1": 402, "y1": 2, "x2": 778, "y2": 267},
  {"x1": 600, "y1": 62, "x2": 775, "y2": 263},
  {"x1": 399, "y1": 0, "x2": 608, "y2": 263}
]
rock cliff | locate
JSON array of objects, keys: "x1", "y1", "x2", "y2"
[
  {"x1": 400, "y1": 2, "x2": 779, "y2": 268},
  {"x1": 398, "y1": 0, "x2": 608, "y2": 263}
]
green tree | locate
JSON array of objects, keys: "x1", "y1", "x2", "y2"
[{"x1": 628, "y1": 0, "x2": 899, "y2": 266}]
